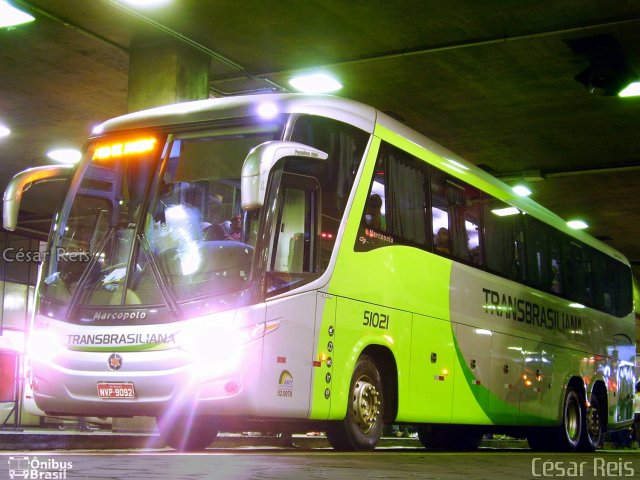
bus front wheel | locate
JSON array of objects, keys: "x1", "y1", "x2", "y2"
[
  {"x1": 157, "y1": 414, "x2": 218, "y2": 451},
  {"x1": 326, "y1": 355, "x2": 384, "y2": 451}
]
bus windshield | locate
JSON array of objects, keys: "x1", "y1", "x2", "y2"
[{"x1": 41, "y1": 124, "x2": 281, "y2": 313}]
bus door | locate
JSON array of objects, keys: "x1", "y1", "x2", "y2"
[{"x1": 260, "y1": 172, "x2": 322, "y2": 418}]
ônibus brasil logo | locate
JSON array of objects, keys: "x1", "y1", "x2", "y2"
[{"x1": 7, "y1": 456, "x2": 73, "y2": 479}]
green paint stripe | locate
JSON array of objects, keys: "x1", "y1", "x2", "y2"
[{"x1": 450, "y1": 327, "x2": 547, "y2": 426}]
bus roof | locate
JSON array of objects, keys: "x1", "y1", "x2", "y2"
[
  {"x1": 94, "y1": 94, "x2": 377, "y2": 136},
  {"x1": 94, "y1": 93, "x2": 629, "y2": 265}
]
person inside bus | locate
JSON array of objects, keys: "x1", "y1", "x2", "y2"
[
  {"x1": 434, "y1": 227, "x2": 451, "y2": 255},
  {"x1": 365, "y1": 193, "x2": 384, "y2": 230},
  {"x1": 227, "y1": 214, "x2": 242, "y2": 241}
]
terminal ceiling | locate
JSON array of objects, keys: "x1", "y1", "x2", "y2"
[{"x1": 1, "y1": 1, "x2": 639, "y2": 280}]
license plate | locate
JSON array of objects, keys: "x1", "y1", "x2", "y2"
[{"x1": 97, "y1": 382, "x2": 135, "y2": 399}]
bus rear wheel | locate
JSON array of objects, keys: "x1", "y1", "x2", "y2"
[
  {"x1": 326, "y1": 355, "x2": 384, "y2": 451},
  {"x1": 545, "y1": 387, "x2": 583, "y2": 452},
  {"x1": 157, "y1": 414, "x2": 218, "y2": 451},
  {"x1": 580, "y1": 392, "x2": 602, "y2": 451}
]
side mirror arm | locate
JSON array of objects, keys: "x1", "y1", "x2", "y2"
[{"x1": 3, "y1": 164, "x2": 74, "y2": 231}]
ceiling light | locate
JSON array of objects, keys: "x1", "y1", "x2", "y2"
[
  {"x1": 618, "y1": 81, "x2": 640, "y2": 98},
  {"x1": 289, "y1": 73, "x2": 342, "y2": 93},
  {"x1": 116, "y1": 0, "x2": 173, "y2": 7},
  {"x1": 46, "y1": 148, "x2": 82, "y2": 164},
  {"x1": 491, "y1": 207, "x2": 520, "y2": 217},
  {"x1": 0, "y1": 125, "x2": 10, "y2": 137},
  {"x1": 0, "y1": 1, "x2": 35, "y2": 28},
  {"x1": 567, "y1": 220, "x2": 588, "y2": 230},
  {"x1": 512, "y1": 185, "x2": 532, "y2": 197},
  {"x1": 256, "y1": 102, "x2": 278, "y2": 119}
]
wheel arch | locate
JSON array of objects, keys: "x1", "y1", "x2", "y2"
[
  {"x1": 554, "y1": 375, "x2": 586, "y2": 424},
  {"x1": 360, "y1": 344, "x2": 398, "y2": 424}
]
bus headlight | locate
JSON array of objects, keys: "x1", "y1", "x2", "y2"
[
  {"x1": 27, "y1": 329, "x2": 66, "y2": 364},
  {"x1": 176, "y1": 316, "x2": 279, "y2": 377}
]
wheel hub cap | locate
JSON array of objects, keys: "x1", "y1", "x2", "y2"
[
  {"x1": 566, "y1": 401, "x2": 580, "y2": 442},
  {"x1": 352, "y1": 375, "x2": 381, "y2": 433}
]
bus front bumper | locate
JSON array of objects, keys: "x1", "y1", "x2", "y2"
[{"x1": 29, "y1": 342, "x2": 263, "y2": 418}]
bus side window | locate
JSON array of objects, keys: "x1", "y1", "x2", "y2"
[
  {"x1": 289, "y1": 115, "x2": 369, "y2": 268},
  {"x1": 364, "y1": 192, "x2": 385, "y2": 230},
  {"x1": 356, "y1": 143, "x2": 428, "y2": 252},
  {"x1": 463, "y1": 187, "x2": 482, "y2": 266},
  {"x1": 429, "y1": 169, "x2": 482, "y2": 266},
  {"x1": 483, "y1": 199, "x2": 524, "y2": 281},
  {"x1": 562, "y1": 240, "x2": 590, "y2": 306}
]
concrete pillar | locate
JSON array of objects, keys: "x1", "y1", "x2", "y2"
[{"x1": 127, "y1": 38, "x2": 210, "y2": 112}]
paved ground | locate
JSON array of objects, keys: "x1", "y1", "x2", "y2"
[
  {"x1": 0, "y1": 427, "x2": 530, "y2": 451},
  {"x1": 1, "y1": 450, "x2": 640, "y2": 480}
]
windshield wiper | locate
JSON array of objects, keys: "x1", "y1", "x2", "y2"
[
  {"x1": 138, "y1": 233, "x2": 182, "y2": 318},
  {"x1": 65, "y1": 226, "x2": 116, "y2": 320}
]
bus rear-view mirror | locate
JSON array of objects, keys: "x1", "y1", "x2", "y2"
[
  {"x1": 240, "y1": 141, "x2": 327, "y2": 210},
  {"x1": 3, "y1": 164, "x2": 73, "y2": 231}
]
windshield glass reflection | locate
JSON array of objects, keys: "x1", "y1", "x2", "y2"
[{"x1": 42, "y1": 124, "x2": 280, "y2": 311}]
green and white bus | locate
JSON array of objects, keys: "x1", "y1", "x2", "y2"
[{"x1": 4, "y1": 94, "x2": 635, "y2": 451}]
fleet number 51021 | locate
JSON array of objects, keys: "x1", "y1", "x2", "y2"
[{"x1": 363, "y1": 310, "x2": 389, "y2": 330}]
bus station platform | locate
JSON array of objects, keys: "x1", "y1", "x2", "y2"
[{"x1": 0, "y1": 428, "x2": 534, "y2": 451}]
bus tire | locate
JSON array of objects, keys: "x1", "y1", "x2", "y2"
[
  {"x1": 326, "y1": 355, "x2": 384, "y2": 451},
  {"x1": 157, "y1": 414, "x2": 218, "y2": 451},
  {"x1": 580, "y1": 392, "x2": 602, "y2": 451},
  {"x1": 551, "y1": 387, "x2": 583, "y2": 452}
]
